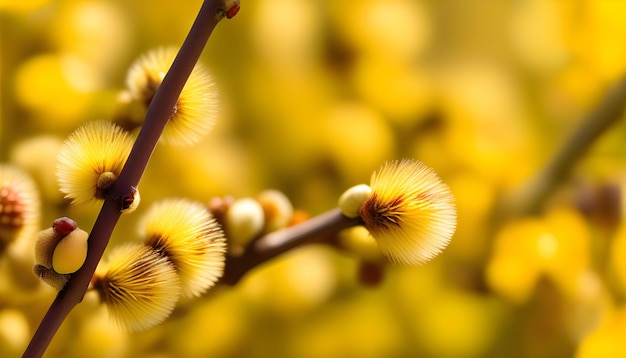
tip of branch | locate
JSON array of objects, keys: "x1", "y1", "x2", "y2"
[{"x1": 218, "y1": 0, "x2": 240, "y2": 20}]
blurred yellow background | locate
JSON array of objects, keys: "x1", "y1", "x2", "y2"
[{"x1": 2, "y1": 0, "x2": 626, "y2": 357}]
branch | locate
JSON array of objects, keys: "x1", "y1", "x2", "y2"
[
  {"x1": 23, "y1": 1, "x2": 224, "y2": 356},
  {"x1": 221, "y1": 208, "x2": 362, "y2": 285},
  {"x1": 502, "y1": 76, "x2": 626, "y2": 217}
]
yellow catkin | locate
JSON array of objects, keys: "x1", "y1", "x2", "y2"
[
  {"x1": 139, "y1": 198, "x2": 227, "y2": 298},
  {"x1": 359, "y1": 159, "x2": 456, "y2": 265},
  {"x1": 0, "y1": 164, "x2": 39, "y2": 251},
  {"x1": 56, "y1": 120, "x2": 133, "y2": 205},
  {"x1": 94, "y1": 244, "x2": 181, "y2": 332},
  {"x1": 124, "y1": 47, "x2": 219, "y2": 146}
]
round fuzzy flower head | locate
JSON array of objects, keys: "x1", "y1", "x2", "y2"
[
  {"x1": 125, "y1": 47, "x2": 219, "y2": 146},
  {"x1": 139, "y1": 198, "x2": 226, "y2": 298},
  {"x1": 359, "y1": 159, "x2": 456, "y2": 265},
  {"x1": 0, "y1": 164, "x2": 39, "y2": 252},
  {"x1": 56, "y1": 121, "x2": 134, "y2": 205},
  {"x1": 92, "y1": 243, "x2": 181, "y2": 332}
]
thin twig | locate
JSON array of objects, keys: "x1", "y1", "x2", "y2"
[
  {"x1": 23, "y1": 2, "x2": 223, "y2": 357},
  {"x1": 502, "y1": 76, "x2": 626, "y2": 217},
  {"x1": 221, "y1": 208, "x2": 362, "y2": 285}
]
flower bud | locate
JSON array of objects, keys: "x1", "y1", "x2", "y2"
[
  {"x1": 338, "y1": 184, "x2": 372, "y2": 218},
  {"x1": 225, "y1": 197, "x2": 265, "y2": 248},
  {"x1": 257, "y1": 189, "x2": 294, "y2": 233},
  {"x1": 52, "y1": 228, "x2": 88, "y2": 274},
  {"x1": 118, "y1": 186, "x2": 140, "y2": 214},
  {"x1": 33, "y1": 217, "x2": 88, "y2": 289}
]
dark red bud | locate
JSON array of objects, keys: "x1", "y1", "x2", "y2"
[
  {"x1": 226, "y1": 3, "x2": 240, "y2": 18},
  {"x1": 52, "y1": 217, "x2": 77, "y2": 236}
]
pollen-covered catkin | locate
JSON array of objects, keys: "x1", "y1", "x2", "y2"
[
  {"x1": 92, "y1": 243, "x2": 181, "y2": 332},
  {"x1": 359, "y1": 159, "x2": 456, "y2": 265},
  {"x1": 139, "y1": 198, "x2": 227, "y2": 298},
  {"x1": 123, "y1": 47, "x2": 219, "y2": 146},
  {"x1": 0, "y1": 164, "x2": 39, "y2": 253},
  {"x1": 56, "y1": 120, "x2": 134, "y2": 205}
]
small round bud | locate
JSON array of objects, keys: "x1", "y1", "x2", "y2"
[
  {"x1": 33, "y1": 217, "x2": 88, "y2": 289},
  {"x1": 207, "y1": 195, "x2": 235, "y2": 226},
  {"x1": 52, "y1": 217, "x2": 77, "y2": 236},
  {"x1": 257, "y1": 189, "x2": 293, "y2": 233},
  {"x1": 96, "y1": 172, "x2": 117, "y2": 193},
  {"x1": 225, "y1": 197, "x2": 265, "y2": 248},
  {"x1": 119, "y1": 186, "x2": 140, "y2": 214},
  {"x1": 52, "y1": 228, "x2": 88, "y2": 274},
  {"x1": 223, "y1": 0, "x2": 240, "y2": 18},
  {"x1": 338, "y1": 184, "x2": 373, "y2": 218}
]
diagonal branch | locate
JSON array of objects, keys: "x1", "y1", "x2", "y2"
[
  {"x1": 221, "y1": 208, "x2": 362, "y2": 285},
  {"x1": 502, "y1": 76, "x2": 626, "y2": 217},
  {"x1": 23, "y1": 1, "x2": 226, "y2": 357}
]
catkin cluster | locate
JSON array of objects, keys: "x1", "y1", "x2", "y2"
[
  {"x1": 208, "y1": 189, "x2": 296, "y2": 256},
  {"x1": 31, "y1": 47, "x2": 225, "y2": 331},
  {"x1": 92, "y1": 199, "x2": 226, "y2": 331},
  {"x1": 27, "y1": 45, "x2": 458, "y2": 334},
  {"x1": 56, "y1": 47, "x2": 219, "y2": 210}
]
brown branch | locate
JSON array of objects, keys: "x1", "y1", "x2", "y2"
[
  {"x1": 23, "y1": 1, "x2": 225, "y2": 357},
  {"x1": 221, "y1": 208, "x2": 362, "y2": 285},
  {"x1": 502, "y1": 76, "x2": 626, "y2": 217}
]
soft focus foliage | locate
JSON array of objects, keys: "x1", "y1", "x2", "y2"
[{"x1": 2, "y1": 0, "x2": 626, "y2": 357}]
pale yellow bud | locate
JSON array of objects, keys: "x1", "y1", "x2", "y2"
[
  {"x1": 338, "y1": 184, "x2": 373, "y2": 218},
  {"x1": 257, "y1": 189, "x2": 294, "y2": 233},
  {"x1": 52, "y1": 228, "x2": 88, "y2": 274},
  {"x1": 33, "y1": 217, "x2": 87, "y2": 290},
  {"x1": 225, "y1": 197, "x2": 265, "y2": 247}
]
